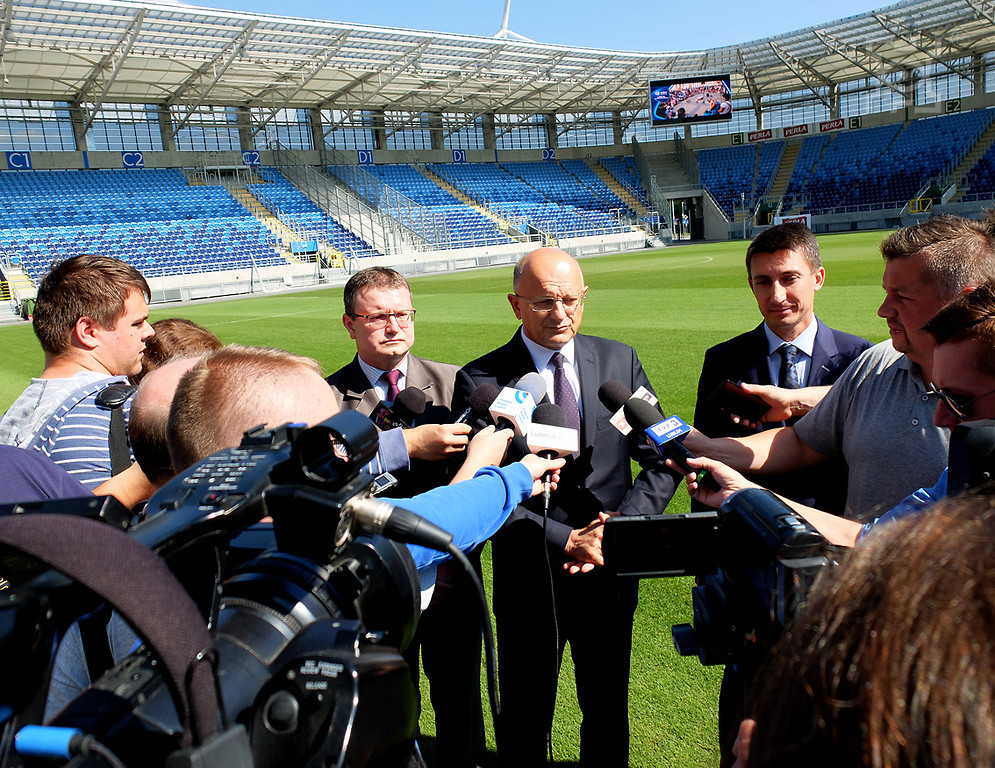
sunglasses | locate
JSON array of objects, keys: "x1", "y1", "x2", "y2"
[{"x1": 927, "y1": 385, "x2": 995, "y2": 421}]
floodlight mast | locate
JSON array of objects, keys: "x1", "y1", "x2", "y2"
[{"x1": 493, "y1": 0, "x2": 534, "y2": 42}]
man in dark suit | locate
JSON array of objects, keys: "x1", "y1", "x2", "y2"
[
  {"x1": 326, "y1": 266, "x2": 481, "y2": 768},
  {"x1": 693, "y1": 222, "x2": 870, "y2": 512},
  {"x1": 453, "y1": 248, "x2": 678, "y2": 768},
  {"x1": 692, "y1": 223, "x2": 869, "y2": 767}
]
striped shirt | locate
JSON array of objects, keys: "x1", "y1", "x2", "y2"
[{"x1": 26, "y1": 376, "x2": 132, "y2": 489}]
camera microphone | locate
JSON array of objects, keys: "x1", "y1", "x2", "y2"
[
  {"x1": 623, "y1": 398, "x2": 720, "y2": 491},
  {"x1": 370, "y1": 386, "x2": 428, "y2": 430},
  {"x1": 346, "y1": 494, "x2": 454, "y2": 553}
]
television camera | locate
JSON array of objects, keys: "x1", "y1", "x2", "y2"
[
  {"x1": 603, "y1": 418, "x2": 995, "y2": 679},
  {"x1": 603, "y1": 488, "x2": 836, "y2": 678},
  {"x1": 0, "y1": 411, "x2": 437, "y2": 768}
]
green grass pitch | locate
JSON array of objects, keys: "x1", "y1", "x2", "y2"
[{"x1": 0, "y1": 231, "x2": 893, "y2": 766}]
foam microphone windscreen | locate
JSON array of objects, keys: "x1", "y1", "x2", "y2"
[
  {"x1": 598, "y1": 380, "x2": 633, "y2": 412},
  {"x1": 393, "y1": 387, "x2": 428, "y2": 422},
  {"x1": 469, "y1": 383, "x2": 502, "y2": 415},
  {"x1": 623, "y1": 397, "x2": 663, "y2": 432},
  {"x1": 516, "y1": 371, "x2": 548, "y2": 403},
  {"x1": 532, "y1": 402, "x2": 568, "y2": 428}
]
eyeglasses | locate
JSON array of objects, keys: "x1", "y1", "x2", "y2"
[
  {"x1": 513, "y1": 292, "x2": 587, "y2": 314},
  {"x1": 927, "y1": 385, "x2": 995, "y2": 421},
  {"x1": 349, "y1": 310, "x2": 416, "y2": 328}
]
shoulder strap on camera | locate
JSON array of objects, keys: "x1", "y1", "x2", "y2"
[{"x1": 0, "y1": 513, "x2": 219, "y2": 748}]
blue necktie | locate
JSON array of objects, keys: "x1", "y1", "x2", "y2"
[{"x1": 779, "y1": 344, "x2": 802, "y2": 389}]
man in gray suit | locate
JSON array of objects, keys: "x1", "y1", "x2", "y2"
[
  {"x1": 326, "y1": 266, "x2": 470, "y2": 491},
  {"x1": 325, "y1": 266, "x2": 482, "y2": 768}
]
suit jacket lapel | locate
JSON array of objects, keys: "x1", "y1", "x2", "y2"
[
  {"x1": 810, "y1": 318, "x2": 840, "y2": 382},
  {"x1": 744, "y1": 324, "x2": 772, "y2": 385},
  {"x1": 405, "y1": 355, "x2": 437, "y2": 406},
  {"x1": 506, "y1": 330, "x2": 542, "y2": 384},
  {"x1": 575, "y1": 336, "x2": 600, "y2": 447},
  {"x1": 341, "y1": 357, "x2": 382, "y2": 416}
]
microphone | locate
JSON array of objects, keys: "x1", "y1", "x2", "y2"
[
  {"x1": 526, "y1": 403, "x2": 579, "y2": 459},
  {"x1": 527, "y1": 403, "x2": 578, "y2": 508},
  {"x1": 345, "y1": 494, "x2": 454, "y2": 553},
  {"x1": 488, "y1": 373, "x2": 547, "y2": 436},
  {"x1": 370, "y1": 386, "x2": 427, "y2": 430},
  {"x1": 455, "y1": 383, "x2": 502, "y2": 424},
  {"x1": 598, "y1": 379, "x2": 659, "y2": 436},
  {"x1": 516, "y1": 372, "x2": 548, "y2": 404},
  {"x1": 622, "y1": 398, "x2": 720, "y2": 492}
]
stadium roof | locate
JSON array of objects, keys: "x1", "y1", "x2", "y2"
[{"x1": 0, "y1": 0, "x2": 993, "y2": 122}]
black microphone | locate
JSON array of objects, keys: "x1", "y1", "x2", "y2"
[
  {"x1": 526, "y1": 403, "x2": 578, "y2": 508},
  {"x1": 622, "y1": 398, "x2": 720, "y2": 491},
  {"x1": 345, "y1": 494, "x2": 454, "y2": 553},
  {"x1": 598, "y1": 379, "x2": 660, "y2": 435},
  {"x1": 370, "y1": 386, "x2": 428, "y2": 430},
  {"x1": 455, "y1": 383, "x2": 502, "y2": 424}
]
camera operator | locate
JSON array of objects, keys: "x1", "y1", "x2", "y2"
[
  {"x1": 42, "y1": 345, "x2": 563, "y2": 723},
  {"x1": 730, "y1": 492, "x2": 995, "y2": 768},
  {"x1": 675, "y1": 278, "x2": 995, "y2": 548}
]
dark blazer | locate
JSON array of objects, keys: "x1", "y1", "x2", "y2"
[
  {"x1": 326, "y1": 353, "x2": 459, "y2": 422},
  {"x1": 326, "y1": 353, "x2": 461, "y2": 494},
  {"x1": 693, "y1": 318, "x2": 871, "y2": 511},
  {"x1": 453, "y1": 329, "x2": 678, "y2": 553}
]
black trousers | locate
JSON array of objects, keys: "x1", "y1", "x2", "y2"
[
  {"x1": 407, "y1": 557, "x2": 486, "y2": 768},
  {"x1": 492, "y1": 533, "x2": 637, "y2": 768}
]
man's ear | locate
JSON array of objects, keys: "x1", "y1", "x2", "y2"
[
  {"x1": 508, "y1": 293, "x2": 523, "y2": 320},
  {"x1": 342, "y1": 313, "x2": 357, "y2": 340},
  {"x1": 74, "y1": 316, "x2": 101, "y2": 351},
  {"x1": 813, "y1": 266, "x2": 826, "y2": 291}
]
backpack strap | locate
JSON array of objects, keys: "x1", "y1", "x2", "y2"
[{"x1": 96, "y1": 383, "x2": 138, "y2": 477}]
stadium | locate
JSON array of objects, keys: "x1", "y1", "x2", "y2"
[{"x1": 0, "y1": 0, "x2": 994, "y2": 765}]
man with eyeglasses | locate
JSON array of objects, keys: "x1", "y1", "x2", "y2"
[
  {"x1": 326, "y1": 266, "x2": 481, "y2": 768},
  {"x1": 452, "y1": 247, "x2": 678, "y2": 768},
  {"x1": 684, "y1": 214, "x2": 995, "y2": 520},
  {"x1": 328, "y1": 266, "x2": 471, "y2": 488}
]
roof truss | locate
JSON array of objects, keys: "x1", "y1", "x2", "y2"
[{"x1": 0, "y1": 0, "x2": 991, "y2": 123}]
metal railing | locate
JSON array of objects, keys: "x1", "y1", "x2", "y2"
[
  {"x1": 674, "y1": 133, "x2": 701, "y2": 186},
  {"x1": 272, "y1": 143, "x2": 413, "y2": 256},
  {"x1": 324, "y1": 147, "x2": 457, "y2": 253}
]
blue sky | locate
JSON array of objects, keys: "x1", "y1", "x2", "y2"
[{"x1": 188, "y1": 0, "x2": 896, "y2": 52}]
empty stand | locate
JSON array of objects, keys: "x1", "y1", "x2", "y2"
[
  {"x1": 0, "y1": 168, "x2": 286, "y2": 280},
  {"x1": 249, "y1": 167, "x2": 382, "y2": 259}
]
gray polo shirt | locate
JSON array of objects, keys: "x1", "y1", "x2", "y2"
[{"x1": 794, "y1": 341, "x2": 949, "y2": 520}]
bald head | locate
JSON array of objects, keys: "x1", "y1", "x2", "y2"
[
  {"x1": 167, "y1": 345, "x2": 337, "y2": 472},
  {"x1": 509, "y1": 248, "x2": 588, "y2": 350},
  {"x1": 129, "y1": 355, "x2": 200, "y2": 485}
]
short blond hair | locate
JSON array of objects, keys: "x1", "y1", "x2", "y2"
[{"x1": 167, "y1": 345, "x2": 324, "y2": 471}]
